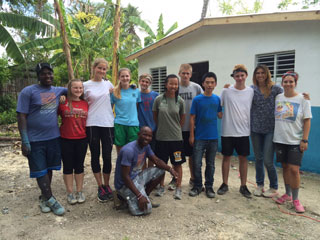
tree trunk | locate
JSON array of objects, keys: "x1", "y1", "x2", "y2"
[
  {"x1": 54, "y1": 0, "x2": 74, "y2": 81},
  {"x1": 111, "y1": 0, "x2": 121, "y2": 85},
  {"x1": 201, "y1": 0, "x2": 210, "y2": 19}
]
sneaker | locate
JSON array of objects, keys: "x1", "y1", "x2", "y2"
[
  {"x1": 168, "y1": 178, "x2": 176, "y2": 191},
  {"x1": 46, "y1": 196, "x2": 65, "y2": 216},
  {"x1": 240, "y1": 185, "x2": 252, "y2": 198},
  {"x1": 174, "y1": 187, "x2": 182, "y2": 200},
  {"x1": 293, "y1": 199, "x2": 305, "y2": 213},
  {"x1": 217, "y1": 183, "x2": 229, "y2": 195},
  {"x1": 205, "y1": 188, "x2": 216, "y2": 198},
  {"x1": 262, "y1": 188, "x2": 279, "y2": 198},
  {"x1": 98, "y1": 186, "x2": 109, "y2": 202},
  {"x1": 149, "y1": 197, "x2": 160, "y2": 208},
  {"x1": 189, "y1": 187, "x2": 201, "y2": 197},
  {"x1": 275, "y1": 194, "x2": 292, "y2": 205},
  {"x1": 104, "y1": 185, "x2": 114, "y2": 200},
  {"x1": 67, "y1": 193, "x2": 77, "y2": 205},
  {"x1": 39, "y1": 196, "x2": 51, "y2": 213},
  {"x1": 189, "y1": 178, "x2": 194, "y2": 187},
  {"x1": 253, "y1": 186, "x2": 264, "y2": 197},
  {"x1": 76, "y1": 191, "x2": 86, "y2": 203},
  {"x1": 155, "y1": 186, "x2": 165, "y2": 197}
]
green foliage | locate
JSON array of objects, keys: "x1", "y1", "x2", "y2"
[
  {"x1": 218, "y1": 0, "x2": 263, "y2": 15},
  {"x1": 0, "y1": 95, "x2": 17, "y2": 125},
  {"x1": 278, "y1": 0, "x2": 320, "y2": 9},
  {"x1": 0, "y1": 58, "x2": 11, "y2": 87}
]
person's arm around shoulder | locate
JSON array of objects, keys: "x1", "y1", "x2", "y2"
[{"x1": 149, "y1": 154, "x2": 178, "y2": 179}]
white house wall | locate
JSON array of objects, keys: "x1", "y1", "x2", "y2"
[{"x1": 138, "y1": 20, "x2": 320, "y2": 106}]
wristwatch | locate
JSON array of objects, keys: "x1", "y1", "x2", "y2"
[{"x1": 301, "y1": 139, "x2": 308, "y2": 143}]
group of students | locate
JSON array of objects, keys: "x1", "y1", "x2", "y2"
[{"x1": 17, "y1": 59, "x2": 311, "y2": 216}]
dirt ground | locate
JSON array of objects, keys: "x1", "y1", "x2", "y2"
[{"x1": 0, "y1": 144, "x2": 320, "y2": 240}]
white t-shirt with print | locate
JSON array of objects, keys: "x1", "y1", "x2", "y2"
[
  {"x1": 220, "y1": 85, "x2": 254, "y2": 137},
  {"x1": 273, "y1": 93, "x2": 312, "y2": 145},
  {"x1": 83, "y1": 80, "x2": 114, "y2": 127}
]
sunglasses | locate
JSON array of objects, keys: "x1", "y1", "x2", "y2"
[{"x1": 282, "y1": 72, "x2": 297, "y2": 77}]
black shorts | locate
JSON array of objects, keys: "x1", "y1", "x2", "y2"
[
  {"x1": 155, "y1": 140, "x2": 186, "y2": 165},
  {"x1": 275, "y1": 143, "x2": 303, "y2": 166},
  {"x1": 221, "y1": 136, "x2": 250, "y2": 156},
  {"x1": 182, "y1": 131, "x2": 193, "y2": 157}
]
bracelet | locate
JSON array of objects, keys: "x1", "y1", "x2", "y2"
[{"x1": 137, "y1": 192, "x2": 143, "y2": 200}]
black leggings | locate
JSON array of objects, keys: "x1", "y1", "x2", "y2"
[
  {"x1": 61, "y1": 138, "x2": 88, "y2": 174},
  {"x1": 86, "y1": 126, "x2": 114, "y2": 174}
]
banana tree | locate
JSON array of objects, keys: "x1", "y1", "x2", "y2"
[
  {"x1": 129, "y1": 14, "x2": 178, "y2": 47},
  {"x1": 0, "y1": 12, "x2": 54, "y2": 63}
]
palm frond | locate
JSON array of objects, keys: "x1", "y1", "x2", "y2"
[
  {"x1": 129, "y1": 16, "x2": 155, "y2": 39},
  {"x1": 0, "y1": 25, "x2": 24, "y2": 63}
]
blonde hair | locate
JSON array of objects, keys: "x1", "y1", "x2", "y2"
[
  {"x1": 67, "y1": 79, "x2": 84, "y2": 113},
  {"x1": 91, "y1": 58, "x2": 108, "y2": 79},
  {"x1": 139, "y1": 73, "x2": 152, "y2": 83},
  {"x1": 253, "y1": 65, "x2": 274, "y2": 97},
  {"x1": 179, "y1": 63, "x2": 192, "y2": 73},
  {"x1": 113, "y1": 68, "x2": 131, "y2": 99}
]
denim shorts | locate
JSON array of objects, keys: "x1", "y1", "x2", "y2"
[{"x1": 27, "y1": 138, "x2": 61, "y2": 178}]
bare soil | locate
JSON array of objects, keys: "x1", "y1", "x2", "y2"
[{"x1": 0, "y1": 144, "x2": 320, "y2": 240}]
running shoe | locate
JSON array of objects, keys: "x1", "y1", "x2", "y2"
[
  {"x1": 253, "y1": 186, "x2": 264, "y2": 197},
  {"x1": 174, "y1": 187, "x2": 182, "y2": 200},
  {"x1": 155, "y1": 186, "x2": 165, "y2": 197},
  {"x1": 189, "y1": 187, "x2": 201, "y2": 197},
  {"x1": 67, "y1": 193, "x2": 77, "y2": 205},
  {"x1": 275, "y1": 194, "x2": 292, "y2": 204},
  {"x1": 76, "y1": 191, "x2": 86, "y2": 203},
  {"x1": 46, "y1": 196, "x2": 65, "y2": 216},
  {"x1": 293, "y1": 199, "x2": 305, "y2": 213},
  {"x1": 217, "y1": 183, "x2": 229, "y2": 195},
  {"x1": 104, "y1": 185, "x2": 114, "y2": 200},
  {"x1": 240, "y1": 185, "x2": 252, "y2": 198},
  {"x1": 98, "y1": 186, "x2": 109, "y2": 202},
  {"x1": 262, "y1": 188, "x2": 279, "y2": 198},
  {"x1": 168, "y1": 178, "x2": 176, "y2": 191},
  {"x1": 205, "y1": 188, "x2": 216, "y2": 198},
  {"x1": 39, "y1": 196, "x2": 51, "y2": 213}
]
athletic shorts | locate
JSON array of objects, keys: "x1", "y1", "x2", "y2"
[
  {"x1": 221, "y1": 136, "x2": 250, "y2": 156},
  {"x1": 275, "y1": 143, "x2": 303, "y2": 166},
  {"x1": 182, "y1": 131, "x2": 193, "y2": 157},
  {"x1": 155, "y1": 140, "x2": 186, "y2": 165},
  {"x1": 27, "y1": 138, "x2": 61, "y2": 178},
  {"x1": 118, "y1": 167, "x2": 165, "y2": 216},
  {"x1": 114, "y1": 123, "x2": 139, "y2": 146}
]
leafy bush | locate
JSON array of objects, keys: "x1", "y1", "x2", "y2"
[
  {"x1": 0, "y1": 95, "x2": 17, "y2": 125},
  {"x1": 0, "y1": 108, "x2": 17, "y2": 125}
]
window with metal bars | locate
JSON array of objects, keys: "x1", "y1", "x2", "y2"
[
  {"x1": 256, "y1": 51, "x2": 295, "y2": 85},
  {"x1": 150, "y1": 67, "x2": 167, "y2": 93}
]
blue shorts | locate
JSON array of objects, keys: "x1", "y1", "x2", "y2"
[{"x1": 27, "y1": 138, "x2": 62, "y2": 178}]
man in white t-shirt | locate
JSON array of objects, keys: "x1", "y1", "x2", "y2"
[{"x1": 217, "y1": 64, "x2": 254, "y2": 198}]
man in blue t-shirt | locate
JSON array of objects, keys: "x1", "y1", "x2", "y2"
[
  {"x1": 114, "y1": 126, "x2": 177, "y2": 216},
  {"x1": 189, "y1": 72, "x2": 222, "y2": 198},
  {"x1": 17, "y1": 63, "x2": 67, "y2": 216}
]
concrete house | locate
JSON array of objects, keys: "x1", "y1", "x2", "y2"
[{"x1": 126, "y1": 10, "x2": 320, "y2": 173}]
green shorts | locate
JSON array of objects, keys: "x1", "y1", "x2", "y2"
[{"x1": 114, "y1": 123, "x2": 139, "y2": 146}]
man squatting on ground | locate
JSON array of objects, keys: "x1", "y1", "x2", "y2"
[
  {"x1": 17, "y1": 63, "x2": 67, "y2": 215},
  {"x1": 114, "y1": 126, "x2": 178, "y2": 216},
  {"x1": 217, "y1": 64, "x2": 254, "y2": 198}
]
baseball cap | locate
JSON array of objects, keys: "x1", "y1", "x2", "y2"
[{"x1": 35, "y1": 63, "x2": 53, "y2": 74}]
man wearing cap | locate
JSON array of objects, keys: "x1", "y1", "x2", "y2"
[
  {"x1": 217, "y1": 64, "x2": 254, "y2": 198},
  {"x1": 17, "y1": 63, "x2": 67, "y2": 215}
]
